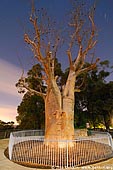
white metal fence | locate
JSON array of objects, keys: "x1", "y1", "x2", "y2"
[{"x1": 9, "y1": 130, "x2": 113, "y2": 169}]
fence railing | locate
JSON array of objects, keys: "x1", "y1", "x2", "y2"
[
  {"x1": 90, "y1": 130, "x2": 113, "y2": 149},
  {"x1": 0, "y1": 129, "x2": 44, "y2": 139},
  {"x1": 9, "y1": 130, "x2": 113, "y2": 169},
  {"x1": 0, "y1": 130, "x2": 13, "y2": 139}
]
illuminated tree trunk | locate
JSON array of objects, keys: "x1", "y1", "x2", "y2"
[{"x1": 45, "y1": 70, "x2": 75, "y2": 140}]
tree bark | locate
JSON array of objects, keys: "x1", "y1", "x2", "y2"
[
  {"x1": 62, "y1": 69, "x2": 76, "y2": 140},
  {"x1": 45, "y1": 70, "x2": 75, "y2": 141},
  {"x1": 45, "y1": 78, "x2": 62, "y2": 140}
]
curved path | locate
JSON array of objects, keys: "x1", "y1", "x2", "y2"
[{"x1": 0, "y1": 139, "x2": 113, "y2": 170}]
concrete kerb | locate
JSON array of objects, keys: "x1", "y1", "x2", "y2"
[{"x1": 0, "y1": 138, "x2": 113, "y2": 170}]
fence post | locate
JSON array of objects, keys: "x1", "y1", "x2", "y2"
[
  {"x1": 66, "y1": 140, "x2": 68, "y2": 168},
  {"x1": 9, "y1": 132, "x2": 14, "y2": 160},
  {"x1": 107, "y1": 132, "x2": 113, "y2": 149}
]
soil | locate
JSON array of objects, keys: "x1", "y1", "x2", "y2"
[{"x1": 4, "y1": 140, "x2": 113, "y2": 169}]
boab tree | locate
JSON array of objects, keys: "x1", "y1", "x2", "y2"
[{"x1": 17, "y1": 2, "x2": 99, "y2": 140}]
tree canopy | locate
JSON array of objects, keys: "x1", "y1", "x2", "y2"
[
  {"x1": 75, "y1": 60, "x2": 113, "y2": 129},
  {"x1": 0, "y1": 120, "x2": 14, "y2": 130}
]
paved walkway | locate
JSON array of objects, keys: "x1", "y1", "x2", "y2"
[{"x1": 0, "y1": 139, "x2": 113, "y2": 170}]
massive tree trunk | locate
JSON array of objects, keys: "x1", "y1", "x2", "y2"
[
  {"x1": 62, "y1": 70, "x2": 76, "y2": 140},
  {"x1": 45, "y1": 69, "x2": 75, "y2": 140},
  {"x1": 45, "y1": 78, "x2": 62, "y2": 140}
]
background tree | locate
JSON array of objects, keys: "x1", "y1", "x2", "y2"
[
  {"x1": 16, "y1": 1, "x2": 99, "y2": 140},
  {"x1": 75, "y1": 60, "x2": 113, "y2": 130},
  {"x1": 16, "y1": 93, "x2": 45, "y2": 129},
  {"x1": 0, "y1": 120, "x2": 14, "y2": 130}
]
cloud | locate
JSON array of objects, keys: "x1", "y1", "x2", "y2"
[
  {"x1": 0, "y1": 58, "x2": 22, "y2": 97},
  {"x1": 0, "y1": 105, "x2": 18, "y2": 124},
  {"x1": 0, "y1": 58, "x2": 24, "y2": 123}
]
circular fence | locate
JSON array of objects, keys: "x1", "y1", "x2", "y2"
[{"x1": 8, "y1": 130, "x2": 113, "y2": 169}]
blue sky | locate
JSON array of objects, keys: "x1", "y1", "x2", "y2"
[{"x1": 0, "y1": 0, "x2": 113, "y2": 124}]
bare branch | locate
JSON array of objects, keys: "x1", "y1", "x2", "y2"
[
  {"x1": 24, "y1": 33, "x2": 42, "y2": 60},
  {"x1": 71, "y1": 11, "x2": 97, "y2": 75},
  {"x1": 82, "y1": 15, "x2": 97, "y2": 56},
  {"x1": 77, "y1": 58, "x2": 100, "y2": 75},
  {"x1": 73, "y1": 45, "x2": 83, "y2": 71},
  {"x1": 52, "y1": 37, "x2": 60, "y2": 58},
  {"x1": 76, "y1": 75, "x2": 86, "y2": 90},
  {"x1": 66, "y1": 50, "x2": 73, "y2": 69},
  {"x1": 22, "y1": 83, "x2": 46, "y2": 100},
  {"x1": 24, "y1": 33, "x2": 50, "y2": 77},
  {"x1": 18, "y1": 77, "x2": 46, "y2": 100}
]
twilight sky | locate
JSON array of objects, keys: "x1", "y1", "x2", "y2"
[{"x1": 0, "y1": 0, "x2": 113, "y2": 124}]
